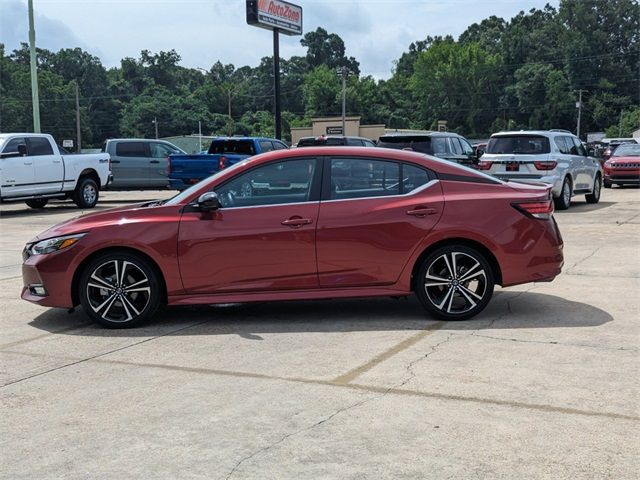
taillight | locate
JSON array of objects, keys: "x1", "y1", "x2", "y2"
[
  {"x1": 218, "y1": 156, "x2": 227, "y2": 170},
  {"x1": 534, "y1": 160, "x2": 557, "y2": 170},
  {"x1": 165, "y1": 156, "x2": 171, "y2": 175},
  {"x1": 108, "y1": 158, "x2": 112, "y2": 171},
  {"x1": 477, "y1": 161, "x2": 493, "y2": 170},
  {"x1": 512, "y1": 200, "x2": 554, "y2": 220}
]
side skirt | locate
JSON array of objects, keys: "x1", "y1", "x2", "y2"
[{"x1": 168, "y1": 286, "x2": 412, "y2": 306}]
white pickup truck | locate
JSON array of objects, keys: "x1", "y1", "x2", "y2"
[{"x1": 0, "y1": 133, "x2": 112, "y2": 209}]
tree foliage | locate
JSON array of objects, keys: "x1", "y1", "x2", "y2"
[{"x1": 0, "y1": 0, "x2": 637, "y2": 145}]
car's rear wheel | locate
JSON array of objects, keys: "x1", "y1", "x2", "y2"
[
  {"x1": 78, "y1": 251, "x2": 162, "y2": 328},
  {"x1": 25, "y1": 198, "x2": 48, "y2": 209},
  {"x1": 585, "y1": 174, "x2": 601, "y2": 204},
  {"x1": 73, "y1": 177, "x2": 99, "y2": 208},
  {"x1": 415, "y1": 245, "x2": 495, "y2": 321},
  {"x1": 554, "y1": 177, "x2": 572, "y2": 210}
]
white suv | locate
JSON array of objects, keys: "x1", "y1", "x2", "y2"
[{"x1": 477, "y1": 130, "x2": 603, "y2": 210}]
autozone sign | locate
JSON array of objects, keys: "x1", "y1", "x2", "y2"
[{"x1": 246, "y1": 0, "x2": 303, "y2": 36}]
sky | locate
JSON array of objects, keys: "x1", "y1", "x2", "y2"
[{"x1": 1, "y1": 0, "x2": 560, "y2": 79}]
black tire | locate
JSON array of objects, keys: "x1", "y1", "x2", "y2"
[
  {"x1": 73, "y1": 177, "x2": 99, "y2": 208},
  {"x1": 25, "y1": 198, "x2": 48, "y2": 209},
  {"x1": 554, "y1": 177, "x2": 572, "y2": 210},
  {"x1": 603, "y1": 179, "x2": 612, "y2": 189},
  {"x1": 415, "y1": 245, "x2": 495, "y2": 321},
  {"x1": 585, "y1": 174, "x2": 601, "y2": 204},
  {"x1": 78, "y1": 251, "x2": 163, "y2": 328}
]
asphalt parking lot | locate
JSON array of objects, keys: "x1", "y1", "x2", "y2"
[{"x1": 1, "y1": 188, "x2": 639, "y2": 479}]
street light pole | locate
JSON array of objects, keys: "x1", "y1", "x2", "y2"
[
  {"x1": 28, "y1": 0, "x2": 41, "y2": 133},
  {"x1": 74, "y1": 80, "x2": 81, "y2": 152},
  {"x1": 152, "y1": 117, "x2": 158, "y2": 139}
]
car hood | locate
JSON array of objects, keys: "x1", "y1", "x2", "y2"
[{"x1": 28, "y1": 201, "x2": 159, "y2": 243}]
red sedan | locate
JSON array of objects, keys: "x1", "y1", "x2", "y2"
[
  {"x1": 22, "y1": 147, "x2": 564, "y2": 327},
  {"x1": 603, "y1": 143, "x2": 640, "y2": 188}
]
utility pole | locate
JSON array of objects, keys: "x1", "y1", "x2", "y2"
[
  {"x1": 198, "y1": 120, "x2": 202, "y2": 151},
  {"x1": 74, "y1": 81, "x2": 81, "y2": 152},
  {"x1": 340, "y1": 68, "x2": 347, "y2": 134},
  {"x1": 273, "y1": 28, "x2": 282, "y2": 140},
  {"x1": 575, "y1": 89, "x2": 588, "y2": 140},
  {"x1": 152, "y1": 117, "x2": 158, "y2": 139},
  {"x1": 28, "y1": 0, "x2": 41, "y2": 133},
  {"x1": 618, "y1": 109, "x2": 624, "y2": 137},
  {"x1": 227, "y1": 88, "x2": 232, "y2": 119}
]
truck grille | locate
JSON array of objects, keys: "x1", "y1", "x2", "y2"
[{"x1": 612, "y1": 163, "x2": 640, "y2": 168}]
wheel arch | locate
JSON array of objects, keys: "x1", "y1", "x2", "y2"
[
  {"x1": 410, "y1": 237, "x2": 503, "y2": 291},
  {"x1": 71, "y1": 246, "x2": 168, "y2": 306},
  {"x1": 77, "y1": 169, "x2": 100, "y2": 188}
]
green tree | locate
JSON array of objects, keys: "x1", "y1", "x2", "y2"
[{"x1": 302, "y1": 65, "x2": 340, "y2": 117}]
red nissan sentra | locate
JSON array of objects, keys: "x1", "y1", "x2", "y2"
[{"x1": 22, "y1": 147, "x2": 564, "y2": 328}]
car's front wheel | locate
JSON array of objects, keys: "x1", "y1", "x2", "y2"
[
  {"x1": 78, "y1": 251, "x2": 163, "y2": 328},
  {"x1": 415, "y1": 245, "x2": 495, "y2": 321},
  {"x1": 603, "y1": 179, "x2": 612, "y2": 188}
]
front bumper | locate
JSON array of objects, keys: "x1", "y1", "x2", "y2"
[{"x1": 21, "y1": 247, "x2": 82, "y2": 308}]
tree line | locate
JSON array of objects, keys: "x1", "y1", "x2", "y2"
[{"x1": 0, "y1": 0, "x2": 638, "y2": 147}]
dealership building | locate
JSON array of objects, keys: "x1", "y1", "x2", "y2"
[{"x1": 290, "y1": 116, "x2": 432, "y2": 145}]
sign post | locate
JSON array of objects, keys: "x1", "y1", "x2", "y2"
[{"x1": 246, "y1": 0, "x2": 303, "y2": 140}]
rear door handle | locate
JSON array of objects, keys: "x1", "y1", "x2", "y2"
[
  {"x1": 23, "y1": 162, "x2": 33, "y2": 165},
  {"x1": 407, "y1": 207, "x2": 437, "y2": 217},
  {"x1": 150, "y1": 160, "x2": 160, "y2": 164},
  {"x1": 111, "y1": 160, "x2": 121, "y2": 163},
  {"x1": 282, "y1": 217, "x2": 312, "y2": 228}
]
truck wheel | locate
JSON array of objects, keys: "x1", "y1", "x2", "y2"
[
  {"x1": 74, "y1": 177, "x2": 99, "y2": 208},
  {"x1": 25, "y1": 199, "x2": 48, "y2": 209}
]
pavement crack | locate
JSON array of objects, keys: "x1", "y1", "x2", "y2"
[
  {"x1": 223, "y1": 394, "x2": 377, "y2": 480},
  {"x1": 565, "y1": 246, "x2": 601, "y2": 272},
  {"x1": 0, "y1": 320, "x2": 211, "y2": 388},
  {"x1": 450, "y1": 332, "x2": 638, "y2": 352},
  {"x1": 401, "y1": 333, "x2": 456, "y2": 388}
]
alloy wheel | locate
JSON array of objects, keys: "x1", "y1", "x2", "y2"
[
  {"x1": 83, "y1": 184, "x2": 97, "y2": 205},
  {"x1": 423, "y1": 251, "x2": 488, "y2": 315},
  {"x1": 86, "y1": 260, "x2": 151, "y2": 322}
]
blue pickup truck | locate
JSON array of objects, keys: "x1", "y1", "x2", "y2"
[{"x1": 168, "y1": 137, "x2": 289, "y2": 190}]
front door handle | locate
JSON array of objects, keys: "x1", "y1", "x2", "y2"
[
  {"x1": 407, "y1": 207, "x2": 437, "y2": 217},
  {"x1": 23, "y1": 162, "x2": 33, "y2": 166},
  {"x1": 150, "y1": 160, "x2": 160, "y2": 164},
  {"x1": 282, "y1": 217, "x2": 312, "y2": 228}
]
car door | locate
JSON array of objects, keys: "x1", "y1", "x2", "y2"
[
  {"x1": 110, "y1": 141, "x2": 149, "y2": 188},
  {"x1": 149, "y1": 142, "x2": 179, "y2": 187},
  {"x1": 28, "y1": 137, "x2": 64, "y2": 194},
  {"x1": 178, "y1": 157, "x2": 321, "y2": 294},
  {"x1": 316, "y1": 157, "x2": 444, "y2": 287},
  {"x1": 570, "y1": 137, "x2": 594, "y2": 189},
  {"x1": 0, "y1": 137, "x2": 35, "y2": 197}
]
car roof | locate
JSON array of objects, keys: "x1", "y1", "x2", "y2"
[
  {"x1": 491, "y1": 130, "x2": 576, "y2": 138},
  {"x1": 379, "y1": 131, "x2": 463, "y2": 138}
]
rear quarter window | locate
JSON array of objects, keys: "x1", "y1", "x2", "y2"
[
  {"x1": 115, "y1": 142, "x2": 147, "y2": 157},
  {"x1": 378, "y1": 136, "x2": 432, "y2": 154}
]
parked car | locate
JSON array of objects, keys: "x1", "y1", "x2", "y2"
[
  {"x1": 101, "y1": 139, "x2": 185, "y2": 189},
  {"x1": 473, "y1": 142, "x2": 488, "y2": 158},
  {"x1": 377, "y1": 132, "x2": 478, "y2": 167},
  {"x1": 295, "y1": 135, "x2": 377, "y2": 147},
  {"x1": 601, "y1": 138, "x2": 638, "y2": 161},
  {"x1": 22, "y1": 146, "x2": 563, "y2": 328},
  {"x1": 477, "y1": 130, "x2": 603, "y2": 210},
  {"x1": 0, "y1": 133, "x2": 111, "y2": 209},
  {"x1": 168, "y1": 137, "x2": 288, "y2": 190},
  {"x1": 603, "y1": 142, "x2": 640, "y2": 188}
]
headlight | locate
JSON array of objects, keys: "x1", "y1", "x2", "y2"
[{"x1": 29, "y1": 233, "x2": 87, "y2": 255}]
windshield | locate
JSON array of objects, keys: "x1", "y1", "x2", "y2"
[
  {"x1": 378, "y1": 136, "x2": 432, "y2": 154},
  {"x1": 208, "y1": 140, "x2": 256, "y2": 155},
  {"x1": 163, "y1": 159, "x2": 251, "y2": 206},
  {"x1": 612, "y1": 143, "x2": 640, "y2": 157},
  {"x1": 486, "y1": 135, "x2": 550, "y2": 154}
]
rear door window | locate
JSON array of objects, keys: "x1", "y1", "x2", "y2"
[
  {"x1": 554, "y1": 137, "x2": 570, "y2": 154},
  {"x1": 259, "y1": 140, "x2": 274, "y2": 152},
  {"x1": 571, "y1": 137, "x2": 587, "y2": 156},
  {"x1": 329, "y1": 158, "x2": 400, "y2": 200},
  {"x1": 27, "y1": 137, "x2": 54, "y2": 156},
  {"x1": 116, "y1": 142, "x2": 147, "y2": 157},
  {"x1": 449, "y1": 137, "x2": 463, "y2": 155},
  {"x1": 431, "y1": 137, "x2": 449, "y2": 155},
  {"x1": 486, "y1": 136, "x2": 550, "y2": 154},
  {"x1": 273, "y1": 141, "x2": 288, "y2": 150}
]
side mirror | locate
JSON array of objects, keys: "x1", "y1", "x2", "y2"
[
  {"x1": 197, "y1": 192, "x2": 220, "y2": 211},
  {"x1": 18, "y1": 144, "x2": 27, "y2": 156}
]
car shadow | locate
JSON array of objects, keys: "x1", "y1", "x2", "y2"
[
  {"x1": 28, "y1": 291, "x2": 614, "y2": 338},
  {"x1": 555, "y1": 201, "x2": 617, "y2": 213}
]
